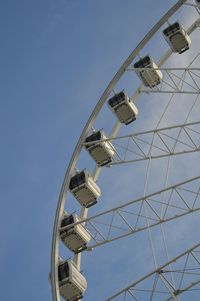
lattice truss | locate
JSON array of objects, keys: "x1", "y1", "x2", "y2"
[
  {"x1": 84, "y1": 121, "x2": 200, "y2": 165},
  {"x1": 137, "y1": 67, "x2": 200, "y2": 95},
  {"x1": 50, "y1": 3, "x2": 200, "y2": 301},
  {"x1": 127, "y1": 50, "x2": 200, "y2": 95},
  {"x1": 61, "y1": 176, "x2": 200, "y2": 250},
  {"x1": 105, "y1": 243, "x2": 200, "y2": 301}
]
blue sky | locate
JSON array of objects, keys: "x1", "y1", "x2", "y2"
[{"x1": 1, "y1": 1, "x2": 200, "y2": 300}]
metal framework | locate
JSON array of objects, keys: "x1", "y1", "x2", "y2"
[
  {"x1": 105, "y1": 243, "x2": 200, "y2": 301},
  {"x1": 60, "y1": 175, "x2": 200, "y2": 250},
  {"x1": 50, "y1": 1, "x2": 200, "y2": 300},
  {"x1": 84, "y1": 121, "x2": 200, "y2": 165},
  {"x1": 127, "y1": 67, "x2": 200, "y2": 95}
]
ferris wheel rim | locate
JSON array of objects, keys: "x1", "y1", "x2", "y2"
[
  {"x1": 59, "y1": 174, "x2": 200, "y2": 252},
  {"x1": 49, "y1": 1, "x2": 200, "y2": 300}
]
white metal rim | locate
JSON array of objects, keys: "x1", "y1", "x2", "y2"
[{"x1": 50, "y1": 1, "x2": 200, "y2": 300}]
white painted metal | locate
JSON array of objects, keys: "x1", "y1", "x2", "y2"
[
  {"x1": 163, "y1": 21, "x2": 191, "y2": 53},
  {"x1": 60, "y1": 175, "x2": 200, "y2": 250},
  {"x1": 108, "y1": 91, "x2": 138, "y2": 125},
  {"x1": 69, "y1": 170, "x2": 101, "y2": 208},
  {"x1": 84, "y1": 121, "x2": 200, "y2": 166},
  {"x1": 134, "y1": 55, "x2": 163, "y2": 87},
  {"x1": 138, "y1": 66, "x2": 200, "y2": 94},
  {"x1": 60, "y1": 213, "x2": 91, "y2": 253},
  {"x1": 50, "y1": 1, "x2": 200, "y2": 301},
  {"x1": 104, "y1": 243, "x2": 200, "y2": 301},
  {"x1": 85, "y1": 130, "x2": 115, "y2": 167},
  {"x1": 58, "y1": 260, "x2": 87, "y2": 301}
]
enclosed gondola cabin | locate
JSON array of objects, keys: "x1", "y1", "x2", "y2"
[
  {"x1": 134, "y1": 55, "x2": 163, "y2": 87},
  {"x1": 58, "y1": 260, "x2": 87, "y2": 301},
  {"x1": 163, "y1": 22, "x2": 191, "y2": 54},
  {"x1": 85, "y1": 130, "x2": 115, "y2": 166},
  {"x1": 108, "y1": 91, "x2": 138, "y2": 125},
  {"x1": 69, "y1": 170, "x2": 101, "y2": 208},
  {"x1": 60, "y1": 213, "x2": 91, "y2": 253}
]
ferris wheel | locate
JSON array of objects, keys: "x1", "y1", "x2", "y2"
[{"x1": 50, "y1": 1, "x2": 200, "y2": 300}]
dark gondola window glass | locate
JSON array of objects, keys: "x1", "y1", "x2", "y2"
[
  {"x1": 163, "y1": 22, "x2": 180, "y2": 36},
  {"x1": 134, "y1": 56, "x2": 151, "y2": 68},
  {"x1": 58, "y1": 262, "x2": 69, "y2": 281},
  {"x1": 108, "y1": 91, "x2": 126, "y2": 107},
  {"x1": 69, "y1": 171, "x2": 86, "y2": 190},
  {"x1": 85, "y1": 131, "x2": 102, "y2": 148},
  {"x1": 61, "y1": 215, "x2": 74, "y2": 228}
]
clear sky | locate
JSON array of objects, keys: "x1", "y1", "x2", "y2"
[{"x1": 1, "y1": 1, "x2": 200, "y2": 301}]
